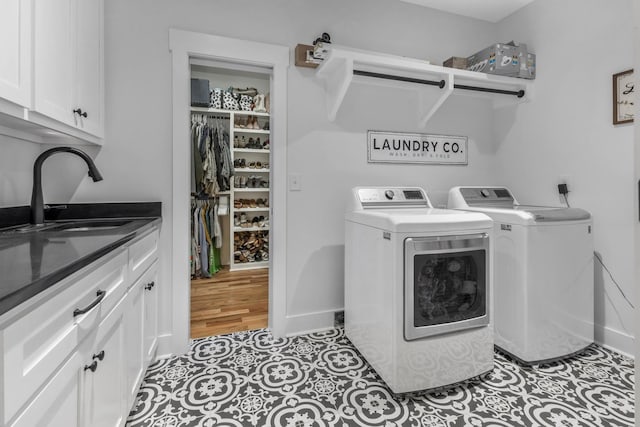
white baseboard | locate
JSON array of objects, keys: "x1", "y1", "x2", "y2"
[
  {"x1": 285, "y1": 309, "x2": 339, "y2": 337},
  {"x1": 156, "y1": 333, "x2": 178, "y2": 359},
  {"x1": 594, "y1": 325, "x2": 634, "y2": 359}
]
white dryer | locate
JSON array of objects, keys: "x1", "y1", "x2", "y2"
[
  {"x1": 448, "y1": 186, "x2": 594, "y2": 364},
  {"x1": 345, "y1": 187, "x2": 494, "y2": 393}
]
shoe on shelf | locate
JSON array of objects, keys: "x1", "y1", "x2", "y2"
[
  {"x1": 262, "y1": 121, "x2": 270, "y2": 131},
  {"x1": 239, "y1": 176, "x2": 248, "y2": 188},
  {"x1": 254, "y1": 94, "x2": 266, "y2": 113},
  {"x1": 234, "y1": 135, "x2": 239, "y2": 147}
]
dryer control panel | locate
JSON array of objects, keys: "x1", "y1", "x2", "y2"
[{"x1": 354, "y1": 187, "x2": 432, "y2": 209}]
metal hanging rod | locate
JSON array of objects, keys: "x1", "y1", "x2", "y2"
[
  {"x1": 192, "y1": 115, "x2": 229, "y2": 120},
  {"x1": 354, "y1": 70, "x2": 445, "y2": 88},
  {"x1": 353, "y1": 69, "x2": 525, "y2": 98},
  {"x1": 453, "y1": 84, "x2": 525, "y2": 98}
]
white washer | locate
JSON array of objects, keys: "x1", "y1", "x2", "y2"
[
  {"x1": 345, "y1": 187, "x2": 494, "y2": 393},
  {"x1": 448, "y1": 186, "x2": 594, "y2": 364}
]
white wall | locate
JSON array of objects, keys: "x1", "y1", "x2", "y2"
[
  {"x1": 0, "y1": 0, "x2": 633, "y2": 354},
  {"x1": 0, "y1": 134, "x2": 104, "y2": 209},
  {"x1": 0, "y1": 136, "x2": 40, "y2": 207},
  {"x1": 88, "y1": 0, "x2": 499, "y2": 339},
  {"x1": 496, "y1": 0, "x2": 635, "y2": 354}
]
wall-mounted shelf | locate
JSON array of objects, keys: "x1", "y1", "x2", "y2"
[{"x1": 315, "y1": 45, "x2": 533, "y2": 127}]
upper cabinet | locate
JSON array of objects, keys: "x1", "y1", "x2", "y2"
[
  {"x1": 32, "y1": 0, "x2": 104, "y2": 140},
  {"x1": 0, "y1": 0, "x2": 104, "y2": 145},
  {"x1": 0, "y1": 0, "x2": 31, "y2": 111}
]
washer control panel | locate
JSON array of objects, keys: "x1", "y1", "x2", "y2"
[
  {"x1": 356, "y1": 187, "x2": 431, "y2": 208},
  {"x1": 459, "y1": 187, "x2": 515, "y2": 207}
]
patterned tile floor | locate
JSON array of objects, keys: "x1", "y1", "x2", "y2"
[{"x1": 126, "y1": 328, "x2": 634, "y2": 427}]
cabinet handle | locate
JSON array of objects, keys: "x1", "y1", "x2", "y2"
[
  {"x1": 73, "y1": 290, "x2": 106, "y2": 317},
  {"x1": 73, "y1": 108, "x2": 88, "y2": 118},
  {"x1": 84, "y1": 361, "x2": 98, "y2": 372},
  {"x1": 92, "y1": 350, "x2": 105, "y2": 361},
  {"x1": 145, "y1": 281, "x2": 155, "y2": 291}
]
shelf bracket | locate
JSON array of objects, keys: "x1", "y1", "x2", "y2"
[
  {"x1": 418, "y1": 74, "x2": 453, "y2": 127},
  {"x1": 316, "y1": 55, "x2": 354, "y2": 121}
]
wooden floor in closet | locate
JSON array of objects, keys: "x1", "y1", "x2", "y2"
[{"x1": 190, "y1": 266, "x2": 268, "y2": 339}]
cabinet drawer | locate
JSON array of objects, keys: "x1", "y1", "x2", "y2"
[
  {"x1": 0, "y1": 249, "x2": 127, "y2": 425},
  {"x1": 129, "y1": 229, "x2": 159, "y2": 282}
]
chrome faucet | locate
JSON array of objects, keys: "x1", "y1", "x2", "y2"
[{"x1": 30, "y1": 147, "x2": 103, "y2": 225}]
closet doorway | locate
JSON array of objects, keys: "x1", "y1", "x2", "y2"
[{"x1": 189, "y1": 61, "x2": 272, "y2": 338}]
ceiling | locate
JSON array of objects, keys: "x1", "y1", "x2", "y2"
[{"x1": 399, "y1": 0, "x2": 535, "y2": 23}]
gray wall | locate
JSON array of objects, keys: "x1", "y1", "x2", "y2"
[
  {"x1": 0, "y1": 0, "x2": 633, "y2": 353},
  {"x1": 497, "y1": 0, "x2": 635, "y2": 353}
]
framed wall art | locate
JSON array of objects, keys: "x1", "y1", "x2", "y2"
[{"x1": 613, "y1": 69, "x2": 634, "y2": 125}]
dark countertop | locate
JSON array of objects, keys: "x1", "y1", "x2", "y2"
[{"x1": 0, "y1": 202, "x2": 161, "y2": 318}]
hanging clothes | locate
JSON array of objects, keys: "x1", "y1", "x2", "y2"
[
  {"x1": 190, "y1": 115, "x2": 233, "y2": 197},
  {"x1": 191, "y1": 197, "x2": 222, "y2": 278}
]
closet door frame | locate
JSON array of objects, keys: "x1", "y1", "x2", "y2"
[{"x1": 169, "y1": 30, "x2": 288, "y2": 354}]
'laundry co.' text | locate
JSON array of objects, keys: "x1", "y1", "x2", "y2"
[
  {"x1": 372, "y1": 138, "x2": 463, "y2": 153},
  {"x1": 367, "y1": 131, "x2": 468, "y2": 165}
]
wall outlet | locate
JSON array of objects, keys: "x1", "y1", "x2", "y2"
[{"x1": 558, "y1": 175, "x2": 572, "y2": 204}]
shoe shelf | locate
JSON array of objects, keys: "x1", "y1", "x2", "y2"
[
  {"x1": 233, "y1": 148, "x2": 270, "y2": 154},
  {"x1": 233, "y1": 128, "x2": 270, "y2": 135},
  {"x1": 233, "y1": 226, "x2": 270, "y2": 232},
  {"x1": 235, "y1": 168, "x2": 270, "y2": 173},
  {"x1": 233, "y1": 260, "x2": 269, "y2": 270},
  {"x1": 235, "y1": 207, "x2": 269, "y2": 212},
  {"x1": 315, "y1": 45, "x2": 533, "y2": 127},
  {"x1": 234, "y1": 188, "x2": 269, "y2": 192},
  {"x1": 190, "y1": 107, "x2": 269, "y2": 118}
]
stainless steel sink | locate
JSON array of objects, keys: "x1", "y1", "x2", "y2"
[
  {"x1": 0, "y1": 220, "x2": 135, "y2": 235},
  {"x1": 50, "y1": 220, "x2": 135, "y2": 232}
]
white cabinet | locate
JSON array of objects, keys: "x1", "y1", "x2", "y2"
[
  {"x1": 0, "y1": 0, "x2": 31, "y2": 110},
  {"x1": 0, "y1": 249, "x2": 128, "y2": 425},
  {"x1": 81, "y1": 302, "x2": 125, "y2": 427},
  {"x1": 9, "y1": 352, "x2": 83, "y2": 427},
  {"x1": 33, "y1": 0, "x2": 104, "y2": 138},
  {"x1": 143, "y1": 262, "x2": 159, "y2": 367},
  {"x1": 124, "y1": 273, "x2": 145, "y2": 405},
  {"x1": 1, "y1": 225, "x2": 160, "y2": 426}
]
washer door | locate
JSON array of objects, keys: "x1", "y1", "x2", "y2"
[{"x1": 404, "y1": 234, "x2": 490, "y2": 341}]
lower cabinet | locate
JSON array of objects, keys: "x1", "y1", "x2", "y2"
[
  {"x1": 124, "y1": 266, "x2": 146, "y2": 405},
  {"x1": 2, "y1": 226, "x2": 160, "y2": 427},
  {"x1": 81, "y1": 303, "x2": 125, "y2": 427},
  {"x1": 9, "y1": 352, "x2": 83, "y2": 427},
  {"x1": 143, "y1": 262, "x2": 159, "y2": 366}
]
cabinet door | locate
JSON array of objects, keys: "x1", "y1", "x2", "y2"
[
  {"x1": 33, "y1": 0, "x2": 75, "y2": 126},
  {"x1": 0, "y1": 0, "x2": 31, "y2": 108},
  {"x1": 143, "y1": 262, "x2": 159, "y2": 365},
  {"x1": 75, "y1": 0, "x2": 104, "y2": 137},
  {"x1": 82, "y1": 309, "x2": 125, "y2": 427},
  {"x1": 9, "y1": 352, "x2": 82, "y2": 427},
  {"x1": 124, "y1": 278, "x2": 145, "y2": 406}
]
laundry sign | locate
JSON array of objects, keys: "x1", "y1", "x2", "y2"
[{"x1": 367, "y1": 131, "x2": 468, "y2": 165}]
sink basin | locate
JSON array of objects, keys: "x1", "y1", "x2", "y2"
[
  {"x1": 50, "y1": 220, "x2": 135, "y2": 232},
  {"x1": 0, "y1": 220, "x2": 135, "y2": 236}
]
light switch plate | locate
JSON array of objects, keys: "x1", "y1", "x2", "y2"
[{"x1": 289, "y1": 174, "x2": 301, "y2": 191}]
